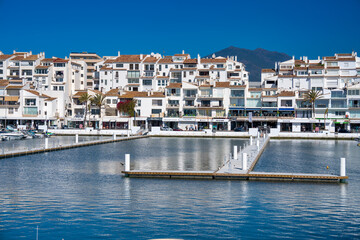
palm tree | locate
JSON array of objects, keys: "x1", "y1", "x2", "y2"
[
  {"x1": 79, "y1": 92, "x2": 92, "y2": 128},
  {"x1": 303, "y1": 89, "x2": 323, "y2": 118},
  {"x1": 91, "y1": 93, "x2": 106, "y2": 129}
]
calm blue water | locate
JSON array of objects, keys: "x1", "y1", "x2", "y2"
[{"x1": 0, "y1": 138, "x2": 359, "y2": 239}]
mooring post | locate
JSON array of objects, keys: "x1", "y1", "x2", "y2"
[
  {"x1": 233, "y1": 146, "x2": 238, "y2": 160},
  {"x1": 113, "y1": 133, "x2": 116, "y2": 140},
  {"x1": 250, "y1": 136, "x2": 253, "y2": 145},
  {"x1": 45, "y1": 137, "x2": 49, "y2": 149},
  {"x1": 257, "y1": 131, "x2": 259, "y2": 138},
  {"x1": 340, "y1": 157, "x2": 346, "y2": 177},
  {"x1": 75, "y1": 134, "x2": 79, "y2": 143},
  {"x1": 263, "y1": 133, "x2": 266, "y2": 139},
  {"x1": 242, "y1": 153, "x2": 248, "y2": 170},
  {"x1": 257, "y1": 139, "x2": 260, "y2": 150},
  {"x1": 125, "y1": 154, "x2": 130, "y2": 171},
  {"x1": 127, "y1": 131, "x2": 130, "y2": 138}
]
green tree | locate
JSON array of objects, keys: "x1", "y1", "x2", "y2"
[
  {"x1": 91, "y1": 93, "x2": 106, "y2": 129},
  {"x1": 79, "y1": 92, "x2": 92, "y2": 128},
  {"x1": 303, "y1": 90, "x2": 323, "y2": 118}
]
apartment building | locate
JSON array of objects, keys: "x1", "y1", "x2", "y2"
[
  {"x1": 260, "y1": 52, "x2": 360, "y2": 133},
  {"x1": 1, "y1": 49, "x2": 360, "y2": 134},
  {"x1": 70, "y1": 52, "x2": 102, "y2": 90}
]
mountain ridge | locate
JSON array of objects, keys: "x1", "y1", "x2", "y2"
[{"x1": 206, "y1": 46, "x2": 291, "y2": 82}]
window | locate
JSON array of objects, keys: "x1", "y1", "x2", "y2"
[
  {"x1": 165, "y1": 65, "x2": 168, "y2": 69},
  {"x1": 158, "y1": 80, "x2": 166, "y2": 86},
  {"x1": 54, "y1": 63, "x2": 65, "y2": 67},
  {"x1": 53, "y1": 86, "x2": 58, "y2": 91},
  {"x1": 281, "y1": 100, "x2": 292, "y2": 107},
  {"x1": 105, "y1": 71, "x2": 107, "y2": 75},
  {"x1": 8, "y1": 108, "x2": 14, "y2": 114},
  {"x1": 116, "y1": 64, "x2": 123, "y2": 68},
  {"x1": 335, "y1": 111, "x2": 345, "y2": 116},
  {"x1": 217, "y1": 64, "x2": 224, "y2": 68},
  {"x1": 81, "y1": 74, "x2": 83, "y2": 77},
  {"x1": 107, "y1": 99, "x2": 111, "y2": 104},
  {"x1": 129, "y1": 64, "x2": 134, "y2": 70},
  {"x1": 189, "y1": 71, "x2": 194, "y2": 75},
  {"x1": 152, "y1": 100, "x2": 162, "y2": 106},
  {"x1": 228, "y1": 64, "x2": 232, "y2": 70},
  {"x1": 112, "y1": 99, "x2": 117, "y2": 104},
  {"x1": 152, "y1": 109, "x2": 162, "y2": 114},
  {"x1": 128, "y1": 79, "x2": 139, "y2": 84},
  {"x1": 348, "y1": 90, "x2": 360, "y2": 95},
  {"x1": 344, "y1": 63, "x2": 349, "y2": 67},
  {"x1": 25, "y1": 99, "x2": 36, "y2": 106},
  {"x1": 59, "y1": 86, "x2": 64, "y2": 91},
  {"x1": 328, "y1": 62, "x2": 338, "y2": 66},
  {"x1": 127, "y1": 71, "x2": 140, "y2": 78},
  {"x1": 137, "y1": 100, "x2": 141, "y2": 106},
  {"x1": 105, "y1": 80, "x2": 107, "y2": 85},
  {"x1": 183, "y1": 72, "x2": 186, "y2": 77},
  {"x1": 159, "y1": 65, "x2": 162, "y2": 71},
  {"x1": 135, "y1": 64, "x2": 139, "y2": 70},
  {"x1": 143, "y1": 80, "x2": 152, "y2": 85}
]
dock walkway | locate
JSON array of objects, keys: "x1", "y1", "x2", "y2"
[{"x1": 0, "y1": 135, "x2": 148, "y2": 159}]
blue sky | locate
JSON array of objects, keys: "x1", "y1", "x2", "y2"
[{"x1": 0, "y1": 0, "x2": 359, "y2": 59}]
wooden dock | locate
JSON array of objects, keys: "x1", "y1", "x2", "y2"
[
  {"x1": 122, "y1": 135, "x2": 348, "y2": 183},
  {"x1": 0, "y1": 135, "x2": 149, "y2": 159},
  {"x1": 122, "y1": 170, "x2": 348, "y2": 182}
]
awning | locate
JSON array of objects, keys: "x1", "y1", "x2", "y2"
[
  {"x1": 279, "y1": 108, "x2": 294, "y2": 111},
  {"x1": 4, "y1": 96, "x2": 19, "y2": 101}
]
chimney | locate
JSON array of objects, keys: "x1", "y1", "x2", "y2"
[
  {"x1": 65, "y1": 56, "x2": 68, "y2": 60},
  {"x1": 292, "y1": 55, "x2": 295, "y2": 60},
  {"x1": 212, "y1": 54, "x2": 216, "y2": 58},
  {"x1": 30, "y1": 51, "x2": 32, "y2": 55},
  {"x1": 13, "y1": 50, "x2": 16, "y2": 54},
  {"x1": 140, "y1": 54, "x2": 143, "y2": 60},
  {"x1": 300, "y1": 56, "x2": 302, "y2": 60},
  {"x1": 118, "y1": 51, "x2": 120, "y2": 56},
  {"x1": 318, "y1": 56, "x2": 320, "y2": 60},
  {"x1": 147, "y1": 91, "x2": 150, "y2": 96},
  {"x1": 235, "y1": 56, "x2": 237, "y2": 62},
  {"x1": 182, "y1": 50, "x2": 185, "y2": 54},
  {"x1": 197, "y1": 54, "x2": 200, "y2": 64}
]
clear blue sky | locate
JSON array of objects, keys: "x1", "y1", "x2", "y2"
[{"x1": 0, "y1": 0, "x2": 359, "y2": 59}]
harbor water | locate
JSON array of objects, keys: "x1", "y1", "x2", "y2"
[{"x1": 0, "y1": 137, "x2": 359, "y2": 239}]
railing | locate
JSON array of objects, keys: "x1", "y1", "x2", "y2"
[{"x1": 166, "y1": 104, "x2": 179, "y2": 108}]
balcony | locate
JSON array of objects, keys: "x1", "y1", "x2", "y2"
[
  {"x1": 23, "y1": 107, "x2": 38, "y2": 116},
  {"x1": 166, "y1": 104, "x2": 180, "y2": 108},
  {"x1": 55, "y1": 74, "x2": 64, "y2": 78}
]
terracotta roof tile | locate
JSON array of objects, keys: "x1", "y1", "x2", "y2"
[
  {"x1": 0, "y1": 80, "x2": 9, "y2": 87},
  {"x1": 229, "y1": 85, "x2": 246, "y2": 88},
  {"x1": 278, "y1": 91, "x2": 295, "y2": 97},
  {"x1": 262, "y1": 69, "x2": 275, "y2": 73},
  {"x1": 143, "y1": 56, "x2": 159, "y2": 63},
  {"x1": 11, "y1": 55, "x2": 40, "y2": 61},
  {"x1": 25, "y1": 89, "x2": 51, "y2": 98},
  {"x1": 0, "y1": 54, "x2": 13, "y2": 60},
  {"x1": 165, "y1": 83, "x2": 182, "y2": 88},
  {"x1": 215, "y1": 82, "x2": 230, "y2": 88},
  {"x1": 158, "y1": 58, "x2": 173, "y2": 64},
  {"x1": 201, "y1": 58, "x2": 226, "y2": 63},
  {"x1": 105, "y1": 89, "x2": 120, "y2": 97},
  {"x1": 183, "y1": 59, "x2": 197, "y2": 64},
  {"x1": 114, "y1": 55, "x2": 141, "y2": 63}
]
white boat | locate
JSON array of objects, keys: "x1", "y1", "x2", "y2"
[{"x1": 0, "y1": 132, "x2": 26, "y2": 140}]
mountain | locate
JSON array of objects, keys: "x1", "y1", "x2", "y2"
[{"x1": 206, "y1": 46, "x2": 291, "y2": 82}]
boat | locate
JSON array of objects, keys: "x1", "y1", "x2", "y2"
[{"x1": 0, "y1": 131, "x2": 26, "y2": 140}]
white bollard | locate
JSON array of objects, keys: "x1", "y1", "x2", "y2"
[
  {"x1": 263, "y1": 133, "x2": 266, "y2": 139},
  {"x1": 250, "y1": 136, "x2": 253, "y2": 145},
  {"x1": 242, "y1": 153, "x2": 248, "y2": 170},
  {"x1": 257, "y1": 131, "x2": 259, "y2": 138},
  {"x1": 233, "y1": 146, "x2": 238, "y2": 160},
  {"x1": 340, "y1": 158, "x2": 346, "y2": 177},
  {"x1": 45, "y1": 138, "x2": 49, "y2": 149},
  {"x1": 75, "y1": 134, "x2": 79, "y2": 143},
  {"x1": 125, "y1": 154, "x2": 130, "y2": 171},
  {"x1": 127, "y1": 131, "x2": 130, "y2": 137},
  {"x1": 257, "y1": 139, "x2": 260, "y2": 150},
  {"x1": 113, "y1": 133, "x2": 116, "y2": 140}
]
